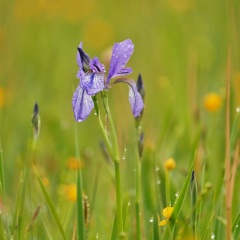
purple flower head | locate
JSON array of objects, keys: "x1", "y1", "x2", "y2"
[{"x1": 72, "y1": 39, "x2": 144, "y2": 122}]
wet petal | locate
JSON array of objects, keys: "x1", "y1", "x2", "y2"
[
  {"x1": 72, "y1": 84, "x2": 94, "y2": 122},
  {"x1": 80, "y1": 72, "x2": 105, "y2": 95},
  {"x1": 90, "y1": 57, "x2": 106, "y2": 73},
  {"x1": 114, "y1": 78, "x2": 144, "y2": 117},
  {"x1": 107, "y1": 39, "x2": 134, "y2": 84}
]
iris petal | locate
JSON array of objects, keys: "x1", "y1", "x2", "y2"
[
  {"x1": 80, "y1": 72, "x2": 105, "y2": 96},
  {"x1": 114, "y1": 78, "x2": 144, "y2": 117},
  {"x1": 72, "y1": 84, "x2": 94, "y2": 122},
  {"x1": 107, "y1": 39, "x2": 134, "y2": 84},
  {"x1": 90, "y1": 57, "x2": 106, "y2": 73}
]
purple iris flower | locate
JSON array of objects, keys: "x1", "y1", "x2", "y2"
[{"x1": 72, "y1": 39, "x2": 144, "y2": 122}]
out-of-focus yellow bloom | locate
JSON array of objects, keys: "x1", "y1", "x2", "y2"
[
  {"x1": 159, "y1": 206, "x2": 174, "y2": 226},
  {"x1": 0, "y1": 87, "x2": 5, "y2": 108},
  {"x1": 203, "y1": 92, "x2": 222, "y2": 112},
  {"x1": 67, "y1": 157, "x2": 82, "y2": 170},
  {"x1": 65, "y1": 184, "x2": 77, "y2": 202},
  {"x1": 164, "y1": 158, "x2": 176, "y2": 171},
  {"x1": 42, "y1": 176, "x2": 49, "y2": 187}
]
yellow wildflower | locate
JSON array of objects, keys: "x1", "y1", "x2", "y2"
[
  {"x1": 159, "y1": 206, "x2": 174, "y2": 226},
  {"x1": 65, "y1": 184, "x2": 77, "y2": 202},
  {"x1": 67, "y1": 157, "x2": 82, "y2": 170},
  {"x1": 164, "y1": 158, "x2": 176, "y2": 171},
  {"x1": 203, "y1": 92, "x2": 222, "y2": 112}
]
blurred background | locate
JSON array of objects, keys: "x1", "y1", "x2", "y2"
[{"x1": 0, "y1": 0, "x2": 240, "y2": 238}]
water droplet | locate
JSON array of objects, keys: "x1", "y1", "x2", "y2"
[
  {"x1": 155, "y1": 167, "x2": 160, "y2": 171},
  {"x1": 94, "y1": 112, "x2": 97, "y2": 116},
  {"x1": 96, "y1": 233, "x2": 99, "y2": 239},
  {"x1": 157, "y1": 180, "x2": 161, "y2": 185},
  {"x1": 149, "y1": 217, "x2": 154, "y2": 223},
  {"x1": 128, "y1": 201, "x2": 131, "y2": 206},
  {"x1": 236, "y1": 107, "x2": 240, "y2": 113},
  {"x1": 211, "y1": 233, "x2": 215, "y2": 239},
  {"x1": 175, "y1": 192, "x2": 179, "y2": 198},
  {"x1": 236, "y1": 224, "x2": 239, "y2": 228}
]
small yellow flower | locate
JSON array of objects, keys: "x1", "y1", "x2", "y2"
[
  {"x1": 65, "y1": 184, "x2": 77, "y2": 202},
  {"x1": 159, "y1": 206, "x2": 174, "y2": 226},
  {"x1": 203, "y1": 92, "x2": 222, "y2": 112},
  {"x1": 67, "y1": 157, "x2": 82, "y2": 170},
  {"x1": 164, "y1": 158, "x2": 176, "y2": 171}
]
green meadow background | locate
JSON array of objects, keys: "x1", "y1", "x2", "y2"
[{"x1": 0, "y1": 0, "x2": 240, "y2": 239}]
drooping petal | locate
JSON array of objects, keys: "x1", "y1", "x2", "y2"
[
  {"x1": 72, "y1": 84, "x2": 94, "y2": 122},
  {"x1": 90, "y1": 57, "x2": 106, "y2": 73},
  {"x1": 114, "y1": 78, "x2": 144, "y2": 117},
  {"x1": 80, "y1": 72, "x2": 105, "y2": 95},
  {"x1": 107, "y1": 39, "x2": 134, "y2": 84}
]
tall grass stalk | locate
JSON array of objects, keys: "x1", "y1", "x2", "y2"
[{"x1": 225, "y1": 48, "x2": 231, "y2": 240}]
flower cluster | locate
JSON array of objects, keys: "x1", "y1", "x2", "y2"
[{"x1": 72, "y1": 39, "x2": 144, "y2": 122}]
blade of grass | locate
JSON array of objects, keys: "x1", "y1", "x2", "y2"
[
  {"x1": 232, "y1": 211, "x2": 240, "y2": 239},
  {"x1": 33, "y1": 165, "x2": 67, "y2": 240},
  {"x1": 75, "y1": 123, "x2": 85, "y2": 240},
  {"x1": 110, "y1": 213, "x2": 118, "y2": 240},
  {"x1": 0, "y1": 141, "x2": 5, "y2": 200},
  {"x1": 162, "y1": 159, "x2": 194, "y2": 240}
]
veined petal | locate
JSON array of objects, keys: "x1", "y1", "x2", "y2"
[
  {"x1": 80, "y1": 72, "x2": 105, "y2": 95},
  {"x1": 107, "y1": 39, "x2": 134, "y2": 84},
  {"x1": 114, "y1": 78, "x2": 144, "y2": 117},
  {"x1": 90, "y1": 57, "x2": 106, "y2": 73},
  {"x1": 72, "y1": 84, "x2": 94, "y2": 122}
]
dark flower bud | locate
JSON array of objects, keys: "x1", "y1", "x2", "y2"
[
  {"x1": 77, "y1": 47, "x2": 90, "y2": 73},
  {"x1": 32, "y1": 102, "x2": 40, "y2": 138},
  {"x1": 136, "y1": 74, "x2": 145, "y2": 101}
]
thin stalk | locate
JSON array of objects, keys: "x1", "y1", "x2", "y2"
[
  {"x1": 100, "y1": 92, "x2": 125, "y2": 239},
  {"x1": 114, "y1": 161, "x2": 124, "y2": 237},
  {"x1": 135, "y1": 158, "x2": 141, "y2": 240},
  {"x1": 225, "y1": 48, "x2": 231, "y2": 240},
  {"x1": 165, "y1": 171, "x2": 170, "y2": 206}
]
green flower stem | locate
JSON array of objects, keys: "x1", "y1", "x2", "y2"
[
  {"x1": 135, "y1": 123, "x2": 141, "y2": 240},
  {"x1": 165, "y1": 171, "x2": 170, "y2": 206},
  {"x1": 98, "y1": 92, "x2": 125, "y2": 238}
]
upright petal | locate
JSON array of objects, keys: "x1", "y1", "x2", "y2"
[
  {"x1": 80, "y1": 72, "x2": 105, "y2": 95},
  {"x1": 107, "y1": 39, "x2": 134, "y2": 84},
  {"x1": 72, "y1": 84, "x2": 94, "y2": 122},
  {"x1": 90, "y1": 57, "x2": 106, "y2": 73},
  {"x1": 76, "y1": 42, "x2": 91, "y2": 78},
  {"x1": 114, "y1": 79, "x2": 144, "y2": 117}
]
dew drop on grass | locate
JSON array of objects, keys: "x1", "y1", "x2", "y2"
[
  {"x1": 211, "y1": 233, "x2": 215, "y2": 239},
  {"x1": 175, "y1": 192, "x2": 179, "y2": 198},
  {"x1": 236, "y1": 107, "x2": 240, "y2": 113},
  {"x1": 155, "y1": 166, "x2": 160, "y2": 172},
  {"x1": 157, "y1": 180, "x2": 161, "y2": 185},
  {"x1": 128, "y1": 201, "x2": 131, "y2": 206},
  {"x1": 236, "y1": 224, "x2": 239, "y2": 228},
  {"x1": 149, "y1": 217, "x2": 154, "y2": 223},
  {"x1": 96, "y1": 233, "x2": 99, "y2": 239}
]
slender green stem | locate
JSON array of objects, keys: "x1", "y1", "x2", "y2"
[
  {"x1": 165, "y1": 171, "x2": 170, "y2": 206},
  {"x1": 114, "y1": 161, "x2": 124, "y2": 236},
  {"x1": 135, "y1": 158, "x2": 141, "y2": 240}
]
